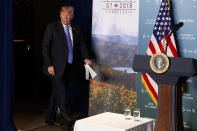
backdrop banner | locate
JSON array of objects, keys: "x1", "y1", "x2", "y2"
[
  {"x1": 89, "y1": 0, "x2": 139, "y2": 115},
  {"x1": 138, "y1": 0, "x2": 197, "y2": 131}
]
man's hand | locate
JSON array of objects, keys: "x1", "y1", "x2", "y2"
[
  {"x1": 84, "y1": 59, "x2": 92, "y2": 66},
  {"x1": 48, "y1": 66, "x2": 55, "y2": 76}
]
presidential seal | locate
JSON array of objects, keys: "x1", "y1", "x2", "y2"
[{"x1": 150, "y1": 53, "x2": 169, "y2": 74}]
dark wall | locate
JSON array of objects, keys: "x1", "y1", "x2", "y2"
[
  {"x1": 32, "y1": 0, "x2": 63, "y2": 96},
  {"x1": 13, "y1": 0, "x2": 35, "y2": 97}
]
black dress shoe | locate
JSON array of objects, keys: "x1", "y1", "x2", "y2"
[{"x1": 45, "y1": 120, "x2": 62, "y2": 127}]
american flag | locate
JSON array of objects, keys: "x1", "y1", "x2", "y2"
[{"x1": 141, "y1": 0, "x2": 178, "y2": 106}]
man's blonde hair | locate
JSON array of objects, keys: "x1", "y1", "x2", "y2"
[{"x1": 60, "y1": 6, "x2": 74, "y2": 16}]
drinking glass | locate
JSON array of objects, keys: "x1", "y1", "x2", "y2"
[
  {"x1": 133, "y1": 108, "x2": 140, "y2": 121},
  {"x1": 124, "y1": 107, "x2": 131, "y2": 120}
]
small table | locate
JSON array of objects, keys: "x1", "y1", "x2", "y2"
[{"x1": 74, "y1": 112, "x2": 154, "y2": 131}]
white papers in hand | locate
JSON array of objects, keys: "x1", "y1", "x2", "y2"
[{"x1": 84, "y1": 64, "x2": 97, "y2": 80}]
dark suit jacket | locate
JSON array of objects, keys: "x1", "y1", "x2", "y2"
[{"x1": 42, "y1": 21, "x2": 90, "y2": 78}]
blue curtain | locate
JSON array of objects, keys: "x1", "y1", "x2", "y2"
[{"x1": 0, "y1": 0, "x2": 16, "y2": 130}]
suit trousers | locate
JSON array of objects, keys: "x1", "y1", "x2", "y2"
[{"x1": 46, "y1": 63, "x2": 73, "y2": 122}]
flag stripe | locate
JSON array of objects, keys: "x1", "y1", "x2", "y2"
[
  {"x1": 146, "y1": 47, "x2": 153, "y2": 56},
  {"x1": 142, "y1": 73, "x2": 158, "y2": 101},
  {"x1": 151, "y1": 35, "x2": 162, "y2": 53},
  {"x1": 149, "y1": 41, "x2": 157, "y2": 54},
  {"x1": 146, "y1": 74, "x2": 158, "y2": 93},
  {"x1": 164, "y1": 34, "x2": 178, "y2": 57},
  {"x1": 158, "y1": 42, "x2": 165, "y2": 53},
  {"x1": 167, "y1": 46, "x2": 173, "y2": 57},
  {"x1": 167, "y1": 38, "x2": 178, "y2": 57},
  {"x1": 141, "y1": 75, "x2": 158, "y2": 106},
  {"x1": 170, "y1": 34, "x2": 177, "y2": 48}
]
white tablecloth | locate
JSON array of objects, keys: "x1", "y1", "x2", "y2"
[{"x1": 74, "y1": 112, "x2": 154, "y2": 131}]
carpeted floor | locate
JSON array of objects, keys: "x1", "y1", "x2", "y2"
[{"x1": 13, "y1": 97, "x2": 72, "y2": 131}]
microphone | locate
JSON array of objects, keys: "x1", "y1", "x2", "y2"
[
  {"x1": 171, "y1": 22, "x2": 184, "y2": 33},
  {"x1": 165, "y1": 22, "x2": 184, "y2": 54}
]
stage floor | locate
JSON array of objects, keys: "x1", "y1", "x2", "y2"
[{"x1": 13, "y1": 97, "x2": 72, "y2": 131}]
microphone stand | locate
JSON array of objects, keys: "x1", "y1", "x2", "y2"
[
  {"x1": 165, "y1": 22, "x2": 183, "y2": 54},
  {"x1": 165, "y1": 30, "x2": 174, "y2": 54}
]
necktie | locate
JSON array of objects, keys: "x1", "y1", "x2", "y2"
[{"x1": 65, "y1": 25, "x2": 73, "y2": 64}]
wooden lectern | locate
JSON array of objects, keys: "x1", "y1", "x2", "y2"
[{"x1": 132, "y1": 55, "x2": 197, "y2": 131}]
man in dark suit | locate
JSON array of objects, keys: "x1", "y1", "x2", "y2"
[{"x1": 42, "y1": 5, "x2": 92, "y2": 126}]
